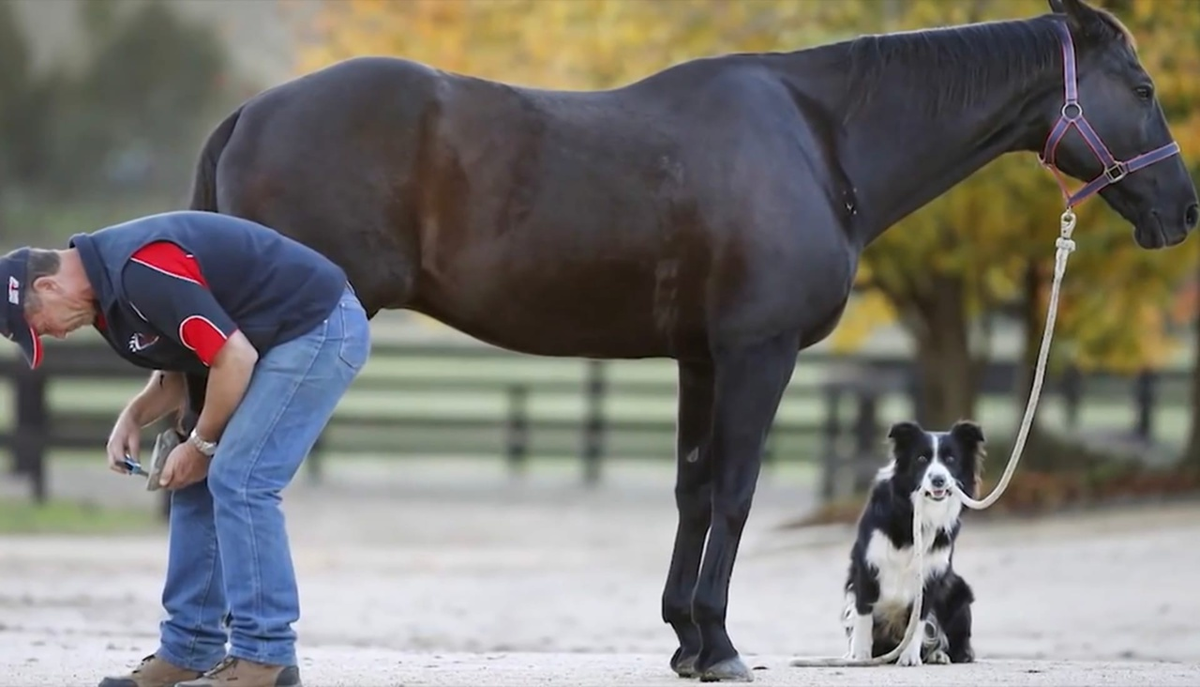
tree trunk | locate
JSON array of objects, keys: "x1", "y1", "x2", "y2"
[{"x1": 903, "y1": 275, "x2": 981, "y2": 429}]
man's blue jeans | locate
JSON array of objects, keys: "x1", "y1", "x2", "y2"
[{"x1": 155, "y1": 286, "x2": 370, "y2": 670}]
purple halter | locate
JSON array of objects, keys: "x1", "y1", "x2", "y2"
[{"x1": 1038, "y1": 19, "x2": 1181, "y2": 208}]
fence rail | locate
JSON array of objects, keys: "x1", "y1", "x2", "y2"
[{"x1": 0, "y1": 338, "x2": 1188, "y2": 512}]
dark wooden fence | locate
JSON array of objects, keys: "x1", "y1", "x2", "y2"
[{"x1": 0, "y1": 338, "x2": 1188, "y2": 514}]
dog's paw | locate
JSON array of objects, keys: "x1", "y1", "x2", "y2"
[
  {"x1": 896, "y1": 649, "x2": 923, "y2": 667},
  {"x1": 927, "y1": 649, "x2": 951, "y2": 665}
]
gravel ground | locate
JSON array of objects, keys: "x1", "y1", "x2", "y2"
[{"x1": 2, "y1": 456, "x2": 1198, "y2": 686}]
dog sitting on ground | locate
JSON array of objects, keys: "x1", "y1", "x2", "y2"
[{"x1": 840, "y1": 419, "x2": 985, "y2": 666}]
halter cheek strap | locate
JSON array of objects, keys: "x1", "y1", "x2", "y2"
[{"x1": 1038, "y1": 19, "x2": 1181, "y2": 208}]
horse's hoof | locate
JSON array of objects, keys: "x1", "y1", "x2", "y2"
[
  {"x1": 671, "y1": 649, "x2": 699, "y2": 678},
  {"x1": 698, "y1": 656, "x2": 754, "y2": 682}
]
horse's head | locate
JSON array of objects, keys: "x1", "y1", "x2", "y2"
[{"x1": 1038, "y1": 0, "x2": 1198, "y2": 249}]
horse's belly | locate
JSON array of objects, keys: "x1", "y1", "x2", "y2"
[{"x1": 412, "y1": 274, "x2": 702, "y2": 359}]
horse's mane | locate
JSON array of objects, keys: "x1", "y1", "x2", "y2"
[
  {"x1": 841, "y1": 8, "x2": 1135, "y2": 122},
  {"x1": 843, "y1": 17, "x2": 1061, "y2": 120}
]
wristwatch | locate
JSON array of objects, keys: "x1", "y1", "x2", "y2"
[{"x1": 188, "y1": 429, "x2": 218, "y2": 457}]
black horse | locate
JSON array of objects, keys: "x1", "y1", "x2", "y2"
[{"x1": 176, "y1": 0, "x2": 1197, "y2": 680}]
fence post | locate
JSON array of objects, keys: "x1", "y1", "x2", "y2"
[
  {"x1": 1134, "y1": 369, "x2": 1155, "y2": 442},
  {"x1": 820, "y1": 384, "x2": 842, "y2": 504},
  {"x1": 1061, "y1": 364, "x2": 1082, "y2": 430},
  {"x1": 14, "y1": 366, "x2": 48, "y2": 503},
  {"x1": 505, "y1": 383, "x2": 529, "y2": 476},
  {"x1": 851, "y1": 389, "x2": 880, "y2": 495},
  {"x1": 581, "y1": 360, "x2": 605, "y2": 486}
]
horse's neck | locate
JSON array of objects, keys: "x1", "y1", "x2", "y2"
[
  {"x1": 773, "y1": 20, "x2": 1063, "y2": 247},
  {"x1": 847, "y1": 107, "x2": 1035, "y2": 246}
]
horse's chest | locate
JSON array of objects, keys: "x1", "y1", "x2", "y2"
[{"x1": 864, "y1": 530, "x2": 951, "y2": 606}]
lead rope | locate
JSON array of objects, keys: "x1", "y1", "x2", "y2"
[{"x1": 789, "y1": 209, "x2": 1077, "y2": 668}]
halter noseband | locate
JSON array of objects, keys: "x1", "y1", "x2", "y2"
[{"x1": 1038, "y1": 19, "x2": 1181, "y2": 208}]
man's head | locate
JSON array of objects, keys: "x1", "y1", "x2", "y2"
[{"x1": 0, "y1": 247, "x2": 97, "y2": 369}]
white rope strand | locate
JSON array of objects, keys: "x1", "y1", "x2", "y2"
[{"x1": 789, "y1": 209, "x2": 1077, "y2": 668}]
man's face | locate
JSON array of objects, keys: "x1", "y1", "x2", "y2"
[{"x1": 25, "y1": 275, "x2": 96, "y2": 339}]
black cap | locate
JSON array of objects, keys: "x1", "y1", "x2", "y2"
[{"x1": 0, "y1": 248, "x2": 44, "y2": 369}]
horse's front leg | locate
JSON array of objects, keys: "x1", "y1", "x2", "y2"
[
  {"x1": 660, "y1": 360, "x2": 716, "y2": 678},
  {"x1": 692, "y1": 331, "x2": 799, "y2": 682}
]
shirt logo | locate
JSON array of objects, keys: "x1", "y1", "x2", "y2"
[
  {"x1": 128, "y1": 332, "x2": 160, "y2": 353},
  {"x1": 8, "y1": 276, "x2": 19, "y2": 305}
]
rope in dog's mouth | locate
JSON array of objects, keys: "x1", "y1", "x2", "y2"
[{"x1": 789, "y1": 209, "x2": 1077, "y2": 668}]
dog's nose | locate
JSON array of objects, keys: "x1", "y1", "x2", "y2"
[{"x1": 930, "y1": 474, "x2": 946, "y2": 489}]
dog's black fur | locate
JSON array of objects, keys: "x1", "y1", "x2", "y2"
[{"x1": 840, "y1": 419, "x2": 985, "y2": 666}]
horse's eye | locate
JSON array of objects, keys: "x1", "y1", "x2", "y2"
[{"x1": 1135, "y1": 84, "x2": 1154, "y2": 101}]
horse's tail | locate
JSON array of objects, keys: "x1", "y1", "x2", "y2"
[{"x1": 188, "y1": 105, "x2": 243, "y2": 213}]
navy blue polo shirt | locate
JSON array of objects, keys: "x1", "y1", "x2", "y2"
[{"x1": 70, "y1": 210, "x2": 350, "y2": 375}]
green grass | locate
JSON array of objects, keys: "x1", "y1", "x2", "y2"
[{"x1": 0, "y1": 496, "x2": 162, "y2": 535}]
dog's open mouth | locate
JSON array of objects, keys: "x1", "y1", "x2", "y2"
[{"x1": 924, "y1": 488, "x2": 949, "y2": 501}]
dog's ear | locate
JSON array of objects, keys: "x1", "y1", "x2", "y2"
[
  {"x1": 887, "y1": 421, "x2": 925, "y2": 457},
  {"x1": 950, "y1": 420, "x2": 984, "y2": 446},
  {"x1": 950, "y1": 420, "x2": 986, "y2": 496}
]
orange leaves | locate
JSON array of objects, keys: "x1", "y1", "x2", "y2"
[{"x1": 296, "y1": 0, "x2": 852, "y2": 90}]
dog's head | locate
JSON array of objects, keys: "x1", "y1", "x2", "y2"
[{"x1": 885, "y1": 419, "x2": 986, "y2": 503}]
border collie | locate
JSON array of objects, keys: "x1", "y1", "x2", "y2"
[{"x1": 840, "y1": 419, "x2": 985, "y2": 666}]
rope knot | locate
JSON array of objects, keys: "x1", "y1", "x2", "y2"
[{"x1": 1056, "y1": 237, "x2": 1076, "y2": 252}]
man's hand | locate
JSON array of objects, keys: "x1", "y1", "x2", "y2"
[
  {"x1": 107, "y1": 370, "x2": 186, "y2": 475},
  {"x1": 158, "y1": 440, "x2": 212, "y2": 490},
  {"x1": 106, "y1": 412, "x2": 141, "y2": 474}
]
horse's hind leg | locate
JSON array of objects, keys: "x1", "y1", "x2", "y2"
[
  {"x1": 661, "y1": 360, "x2": 716, "y2": 678},
  {"x1": 692, "y1": 331, "x2": 799, "y2": 682}
]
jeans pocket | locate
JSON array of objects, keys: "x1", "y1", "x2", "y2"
[{"x1": 335, "y1": 297, "x2": 370, "y2": 372}]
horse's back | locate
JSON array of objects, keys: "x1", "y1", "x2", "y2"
[{"x1": 206, "y1": 53, "x2": 851, "y2": 356}]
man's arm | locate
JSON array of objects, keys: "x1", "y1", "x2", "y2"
[
  {"x1": 123, "y1": 241, "x2": 258, "y2": 446},
  {"x1": 122, "y1": 370, "x2": 187, "y2": 427},
  {"x1": 193, "y1": 331, "x2": 257, "y2": 443}
]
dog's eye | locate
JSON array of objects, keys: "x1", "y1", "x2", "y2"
[
  {"x1": 917, "y1": 454, "x2": 929, "y2": 463},
  {"x1": 943, "y1": 454, "x2": 955, "y2": 463}
]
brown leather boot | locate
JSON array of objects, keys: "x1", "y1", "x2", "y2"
[
  {"x1": 174, "y1": 656, "x2": 302, "y2": 687},
  {"x1": 97, "y1": 653, "x2": 206, "y2": 687}
]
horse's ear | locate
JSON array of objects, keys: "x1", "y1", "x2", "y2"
[{"x1": 1048, "y1": 0, "x2": 1106, "y2": 37}]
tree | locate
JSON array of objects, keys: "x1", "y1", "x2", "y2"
[
  {"x1": 293, "y1": 0, "x2": 846, "y2": 88},
  {"x1": 46, "y1": 0, "x2": 233, "y2": 199}
]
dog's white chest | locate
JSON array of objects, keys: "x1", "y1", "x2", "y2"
[{"x1": 864, "y1": 530, "x2": 951, "y2": 606}]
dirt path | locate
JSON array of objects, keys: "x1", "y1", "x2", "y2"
[{"x1": 2, "y1": 457, "x2": 1199, "y2": 685}]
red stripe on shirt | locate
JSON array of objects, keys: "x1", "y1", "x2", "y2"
[
  {"x1": 131, "y1": 241, "x2": 230, "y2": 364},
  {"x1": 179, "y1": 315, "x2": 230, "y2": 364},
  {"x1": 130, "y1": 241, "x2": 209, "y2": 287}
]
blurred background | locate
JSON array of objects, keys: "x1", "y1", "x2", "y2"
[{"x1": 3, "y1": 1, "x2": 1200, "y2": 677}]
